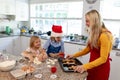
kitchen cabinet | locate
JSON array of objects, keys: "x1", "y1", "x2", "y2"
[
  {"x1": 15, "y1": 0, "x2": 29, "y2": 21},
  {"x1": 0, "y1": 37, "x2": 22, "y2": 56},
  {"x1": 12, "y1": 36, "x2": 21, "y2": 56},
  {"x1": 64, "y1": 42, "x2": 81, "y2": 54},
  {"x1": 64, "y1": 42, "x2": 89, "y2": 63},
  {"x1": 20, "y1": 36, "x2": 30, "y2": 51},
  {"x1": 41, "y1": 39, "x2": 47, "y2": 47},
  {"x1": 0, "y1": 0, "x2": 15, "y2": 15},
  {"x1": 0, "y1": 37, "x2": 13, "y2": 54},
  {"x1": 109, "y1": 50, "x2": 120, "y2": 80}
]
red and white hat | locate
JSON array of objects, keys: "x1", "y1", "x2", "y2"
[{"x1": 51, "y1": 25, "x2": 63, "y2": 37}]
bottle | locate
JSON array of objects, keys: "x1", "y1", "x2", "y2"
[{"x1": 6, "y1": 26, "x2": 11, "y2": 35}]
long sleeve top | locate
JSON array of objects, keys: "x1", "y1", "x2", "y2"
[
  {"x1": 43, "y1": 39, "x2": 64, "y2": 52},
  {"x1": 73, "y1": 29, "x2": 113, "y2": 70}
]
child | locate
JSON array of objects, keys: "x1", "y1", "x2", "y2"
[
  {"x1": 22, "y1": 36, "x2": 47, "y2": 62},
  {"x1": 43, "y1": 25, "x2": 65, "y2": 58}
]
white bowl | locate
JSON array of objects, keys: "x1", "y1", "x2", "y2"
[{"x1": 0, "y1": 60, "x2": 16, "y2": 71}]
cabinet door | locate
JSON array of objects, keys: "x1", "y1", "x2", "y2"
[
  {"x1": 0, "y1": 0, "x2": 15, "y2": 15},
  {"x1": 64, "y1": 43, "x2": 89, "y2": 63},
  {"x1": 12, "y1": 36, "x2": 21, "y2": 56},
  {"x1": 78, "y1": 45, "x2": 90, "y2": 64},
  {"x1": 21, "y1": 36, "x2": 30, "y2": 51},
  {"x1": 0, "y1": 37, "x2": 13, "y2": 54},
  {"x1": 64, "y1": 43, "x2": 80, "y2": 54},
  {"x1": 41, "y1": 39, "x2": 47, "y2": 47},
  {"x1": 15, "y1": 0, "x2": 29, "y2": 21},
  {"x1": 0, "y1": 0, "x2": 5, "y2": 14},
  {"x1": 109, "y1": 50, "x2": 120, "y2": 80}
]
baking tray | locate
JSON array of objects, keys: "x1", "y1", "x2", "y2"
[{"x1": 58, "y1": 58, "x2": 82, "y2": 72}]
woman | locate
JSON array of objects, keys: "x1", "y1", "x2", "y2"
[
  {"x1": 43, "y1": 25, "x2": 65, "y2": 58},
  {"x1": 67, "y1": 10, "x2": 113, "y2": 80}
]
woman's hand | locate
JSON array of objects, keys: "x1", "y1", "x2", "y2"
[
  {"x1": 74, "y1": 65, "x2": 86, "y2": 73},
  {"x1": 66, "y1": 54, "x2": 74, "y2": 58}
]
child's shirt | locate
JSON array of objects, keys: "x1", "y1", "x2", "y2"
[
  {"x1": 26, "y1": 47, "x2": 41, "y2": 55},
  {"x1": 43, "y1": 39, "x2": 64, "y2": 55}
]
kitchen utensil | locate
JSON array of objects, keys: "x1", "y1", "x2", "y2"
[
  {"x1": 0, "y1": 60, "x2": 16, "y2": 71},
  {"x1": 58, "y1": 58, "x2": 82, "y2": 72}
]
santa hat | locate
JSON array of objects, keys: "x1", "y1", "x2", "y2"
[{"x1": 51, "y1": 25, "x2": 63, "y2": 37}]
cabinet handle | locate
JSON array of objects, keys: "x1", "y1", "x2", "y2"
[{"x1": 116, "y1": 52, "x2": 120, "y2": 56}]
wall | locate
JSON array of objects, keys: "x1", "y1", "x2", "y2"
[
  {"x1": 0, "y1": 20, "x2": 29, "y2": 33},
  {"x1": 82, "y1": 0, "x2": 100, "y2": 36}
]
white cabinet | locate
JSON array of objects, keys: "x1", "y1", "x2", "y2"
[
  {"x1": 80, "y1": 53, "x2": 90, "y2": 64},
  {"x1": 41, "y1": 39, "x2": 47, "y2": 47},
  {"x1": 64, "y1": 42, "x2": 89, "y2": 63},
  {"x1": 20, "y1": 36, "x2": 30, "y2": 51},
  {"x1": 0, "y1": 0, "x2": 15, "y2": 15},
  {"x1": 0, "y1": 37, "x2": 13, "y2": 54},
  {"x1": 12, "y1": 36, "x2": 21, "y2": 56},
  {"x1": 64, "y1": 43, "x2": 80, "y2": 54},
  {"x1": 109, "y1": 50, "x2": 120, "y2": 80},
  {"x1": 15, "y1": 0, "x2": 29, "y2": 21},
  {"x1": 0, "y1": 37, "x2": 22, "y2": 56}
]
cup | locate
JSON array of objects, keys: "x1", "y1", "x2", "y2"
[{"x1": 51, "y1": 66, "x2": 57, "y2": 73}]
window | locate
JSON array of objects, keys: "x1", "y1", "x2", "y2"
[
  {"x1": 30, "y1": 0, "x2": 120, "y2": 38},
  {"x1": 30, "y1": 2, "x2": 83, "y2": 35},
  {"x1": 100, "y1": 0, "x2": 120, "y2": 19},
  {"x1": 100, "y1": 0, "x2": 120, "y2": 38}
]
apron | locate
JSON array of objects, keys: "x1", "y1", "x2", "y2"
[
  {"x1": 87, "y1": 30, "x2": 112, "y2": 80},
  {"x1": 87, "y1": 45, "x2": 110, "y2": 80},
  {"x1": 47, "y1": 44, "x2": 61, "y2": 56}
]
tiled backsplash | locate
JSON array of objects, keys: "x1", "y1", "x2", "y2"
[{"x1": 0, "y1": 21, "x2": 29, "y2": 33}]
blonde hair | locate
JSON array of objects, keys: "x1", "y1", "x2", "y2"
[
  {"x1": 30, "y1": 36, "x2": 41, "y2": 48},
  {"x1": 86, "y1": 10, "x2": 102, "y2": 49}
]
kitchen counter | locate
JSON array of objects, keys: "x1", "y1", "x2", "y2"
[
  {"x1": 0, "y1": 53, "x2": 87, "y2": 80},
  {"x1": 0, "y1": 33, "x2": 120, "y2": 51}
]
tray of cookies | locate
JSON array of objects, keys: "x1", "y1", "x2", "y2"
[{"x1": 58, "y1": 58, "x2": 82, "y2": 72}]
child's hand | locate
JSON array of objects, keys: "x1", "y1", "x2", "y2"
[
  {"x1": 22, "y1": 51, "x2": 34, "y2": 62},
  {"x1": 37, "y1": 54, "x2": 43, "y2": 61},
  {"x1": 49, "y1": 53, "x2": 58, "y2": 58},
  {"x1": 37, "y1": 53, "x2": 47, "y2": 62},
  {"x1": 28, "y1": 54, "x2": 34, "y2": 62},
  {"x1": 40, "y1": 49, "x2": 48, "y2": 61},
  {"x1": 58, "y1": 52, "x2": 64, "y2": 58},
  {"x1": 42, "y1": 54, "x2": 48, "y2": 61}
]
